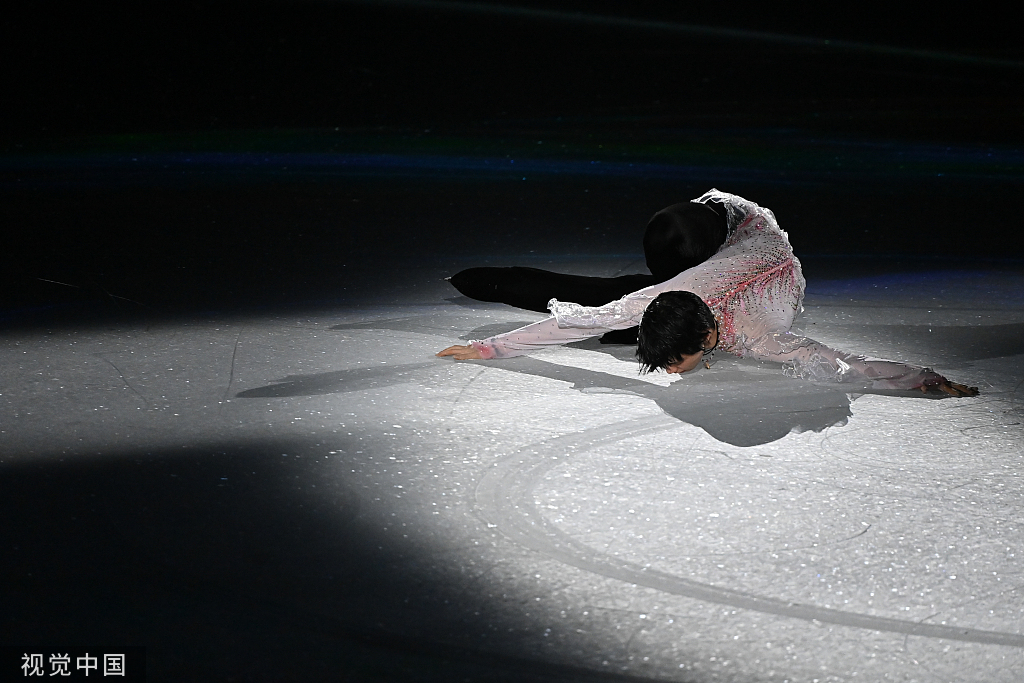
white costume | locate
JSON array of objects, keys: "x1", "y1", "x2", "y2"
[{"x1": 470, "y1": 189, "x2": 941, "y2": 391}]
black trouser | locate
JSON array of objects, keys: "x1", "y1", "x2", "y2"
[
  {"x1": 448, "y1": 267, "x2": 658, "y2": 313},
  {"x1": 448, "y1": 268, "x2": 658, "y2": 344}
]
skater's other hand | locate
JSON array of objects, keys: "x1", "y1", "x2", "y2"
[
  {"x1": 921, "y1": 379, "x2": 979, "y2": 397},
  {"x1": 436, "y1": 345, "x2": 483, "y2": 360}
]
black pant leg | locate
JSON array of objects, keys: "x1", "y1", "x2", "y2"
[{"x1": 449, "y1": 267, "x2": 657, "y2": 313}]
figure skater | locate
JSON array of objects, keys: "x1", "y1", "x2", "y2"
[{"x1": 437, "y1": 189, "x2": 977, "y2": 397}]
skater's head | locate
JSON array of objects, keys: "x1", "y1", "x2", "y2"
[
  {"x1": 643, "y1": 201, "x2": 728, "y2": 281},
  {"x1": 636, "y1": 290, "x2": 717, "y2": 374}
]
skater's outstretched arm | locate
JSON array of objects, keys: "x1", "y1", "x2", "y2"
[
  {"x1": 743, "y1": 332, "x2": 979, "y2": 396},
  {"x1": 437, "y1": 310, "x2": 630, "y2": 360}
]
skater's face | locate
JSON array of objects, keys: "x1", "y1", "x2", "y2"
[
  {"x1": 663, "y1": 351, "x2": 704, "y2": 374},
  {"x1": 663, "y1": 327, "x2": 718, "y2": 375}
]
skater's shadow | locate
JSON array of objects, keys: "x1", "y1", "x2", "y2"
[
  {"x1": 236, "y1": 361, "x2": 438, "y2": 397},
  {"x1": 496, "y1": 353, "x2": 859, "y2": 447}
]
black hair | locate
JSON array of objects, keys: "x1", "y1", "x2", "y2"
[
  {"x1": 636, "y1": 290, "x2": 716, "y2": 373},
  {"x1": 643, "y1": 202, "x2": 728, "y2": 281}
]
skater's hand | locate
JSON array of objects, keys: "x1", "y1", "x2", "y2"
[
  {"x1": 920, "y1": 378, "x2": 979, "y2": 397},
  {"x1": 436, "y1": 344, "x2": 484, "y2": 361}
]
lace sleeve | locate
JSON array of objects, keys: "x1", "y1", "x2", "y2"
[
  {"x1": 547, "y1": 294, "x2": 652, "y2": 329},
  {"x1": 743, "y1": 332, "x2": 944, "y2": 391}
]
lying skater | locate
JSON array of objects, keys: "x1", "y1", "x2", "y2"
[{"x1": 437, "y1": 189, "x2": 978, "y2": 397}]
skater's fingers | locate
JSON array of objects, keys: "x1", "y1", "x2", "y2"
[
  {"x1": 436, "y1": 345, "x2": 483, "y2": 360},
  {"x1": 942, "y1": 381, "x2": 979, "y2": 397},
  {"x1": 920, "y1": 378, "x2": 979, "y2": 397}
]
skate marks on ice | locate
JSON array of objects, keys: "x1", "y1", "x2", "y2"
[
  {"x1": 236, "y1": 362, "x2": 437, "y2": 398},
  {"x1": 811, "y1": 321, "x2": 1024, "y2": 364},
  {"x1": 474, "y1": 415, "x2": 1024, "y2": 649},
  {"x1": 236, "y1": 315, "x2": 539, "y2": 398}
]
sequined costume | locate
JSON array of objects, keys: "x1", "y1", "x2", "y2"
[{"x1": 469, "y1": 189, "x2": 943, "y2": 391}]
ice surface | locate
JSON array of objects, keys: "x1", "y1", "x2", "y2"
[{"x1": 1, "y1": 260, "x2": 1023, "y2": 681}]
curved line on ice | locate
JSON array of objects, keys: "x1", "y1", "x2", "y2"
[{"x1": 474, "y1": 416, "x2": 1024, "y2": 648}]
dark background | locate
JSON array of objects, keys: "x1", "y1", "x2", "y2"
[
  {"x1": 1, "y1": 0, "x2": 1022, "y2": 325},
  {"x1": 3, "y1": 1, "x2": 1022, "y2": 139}
]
